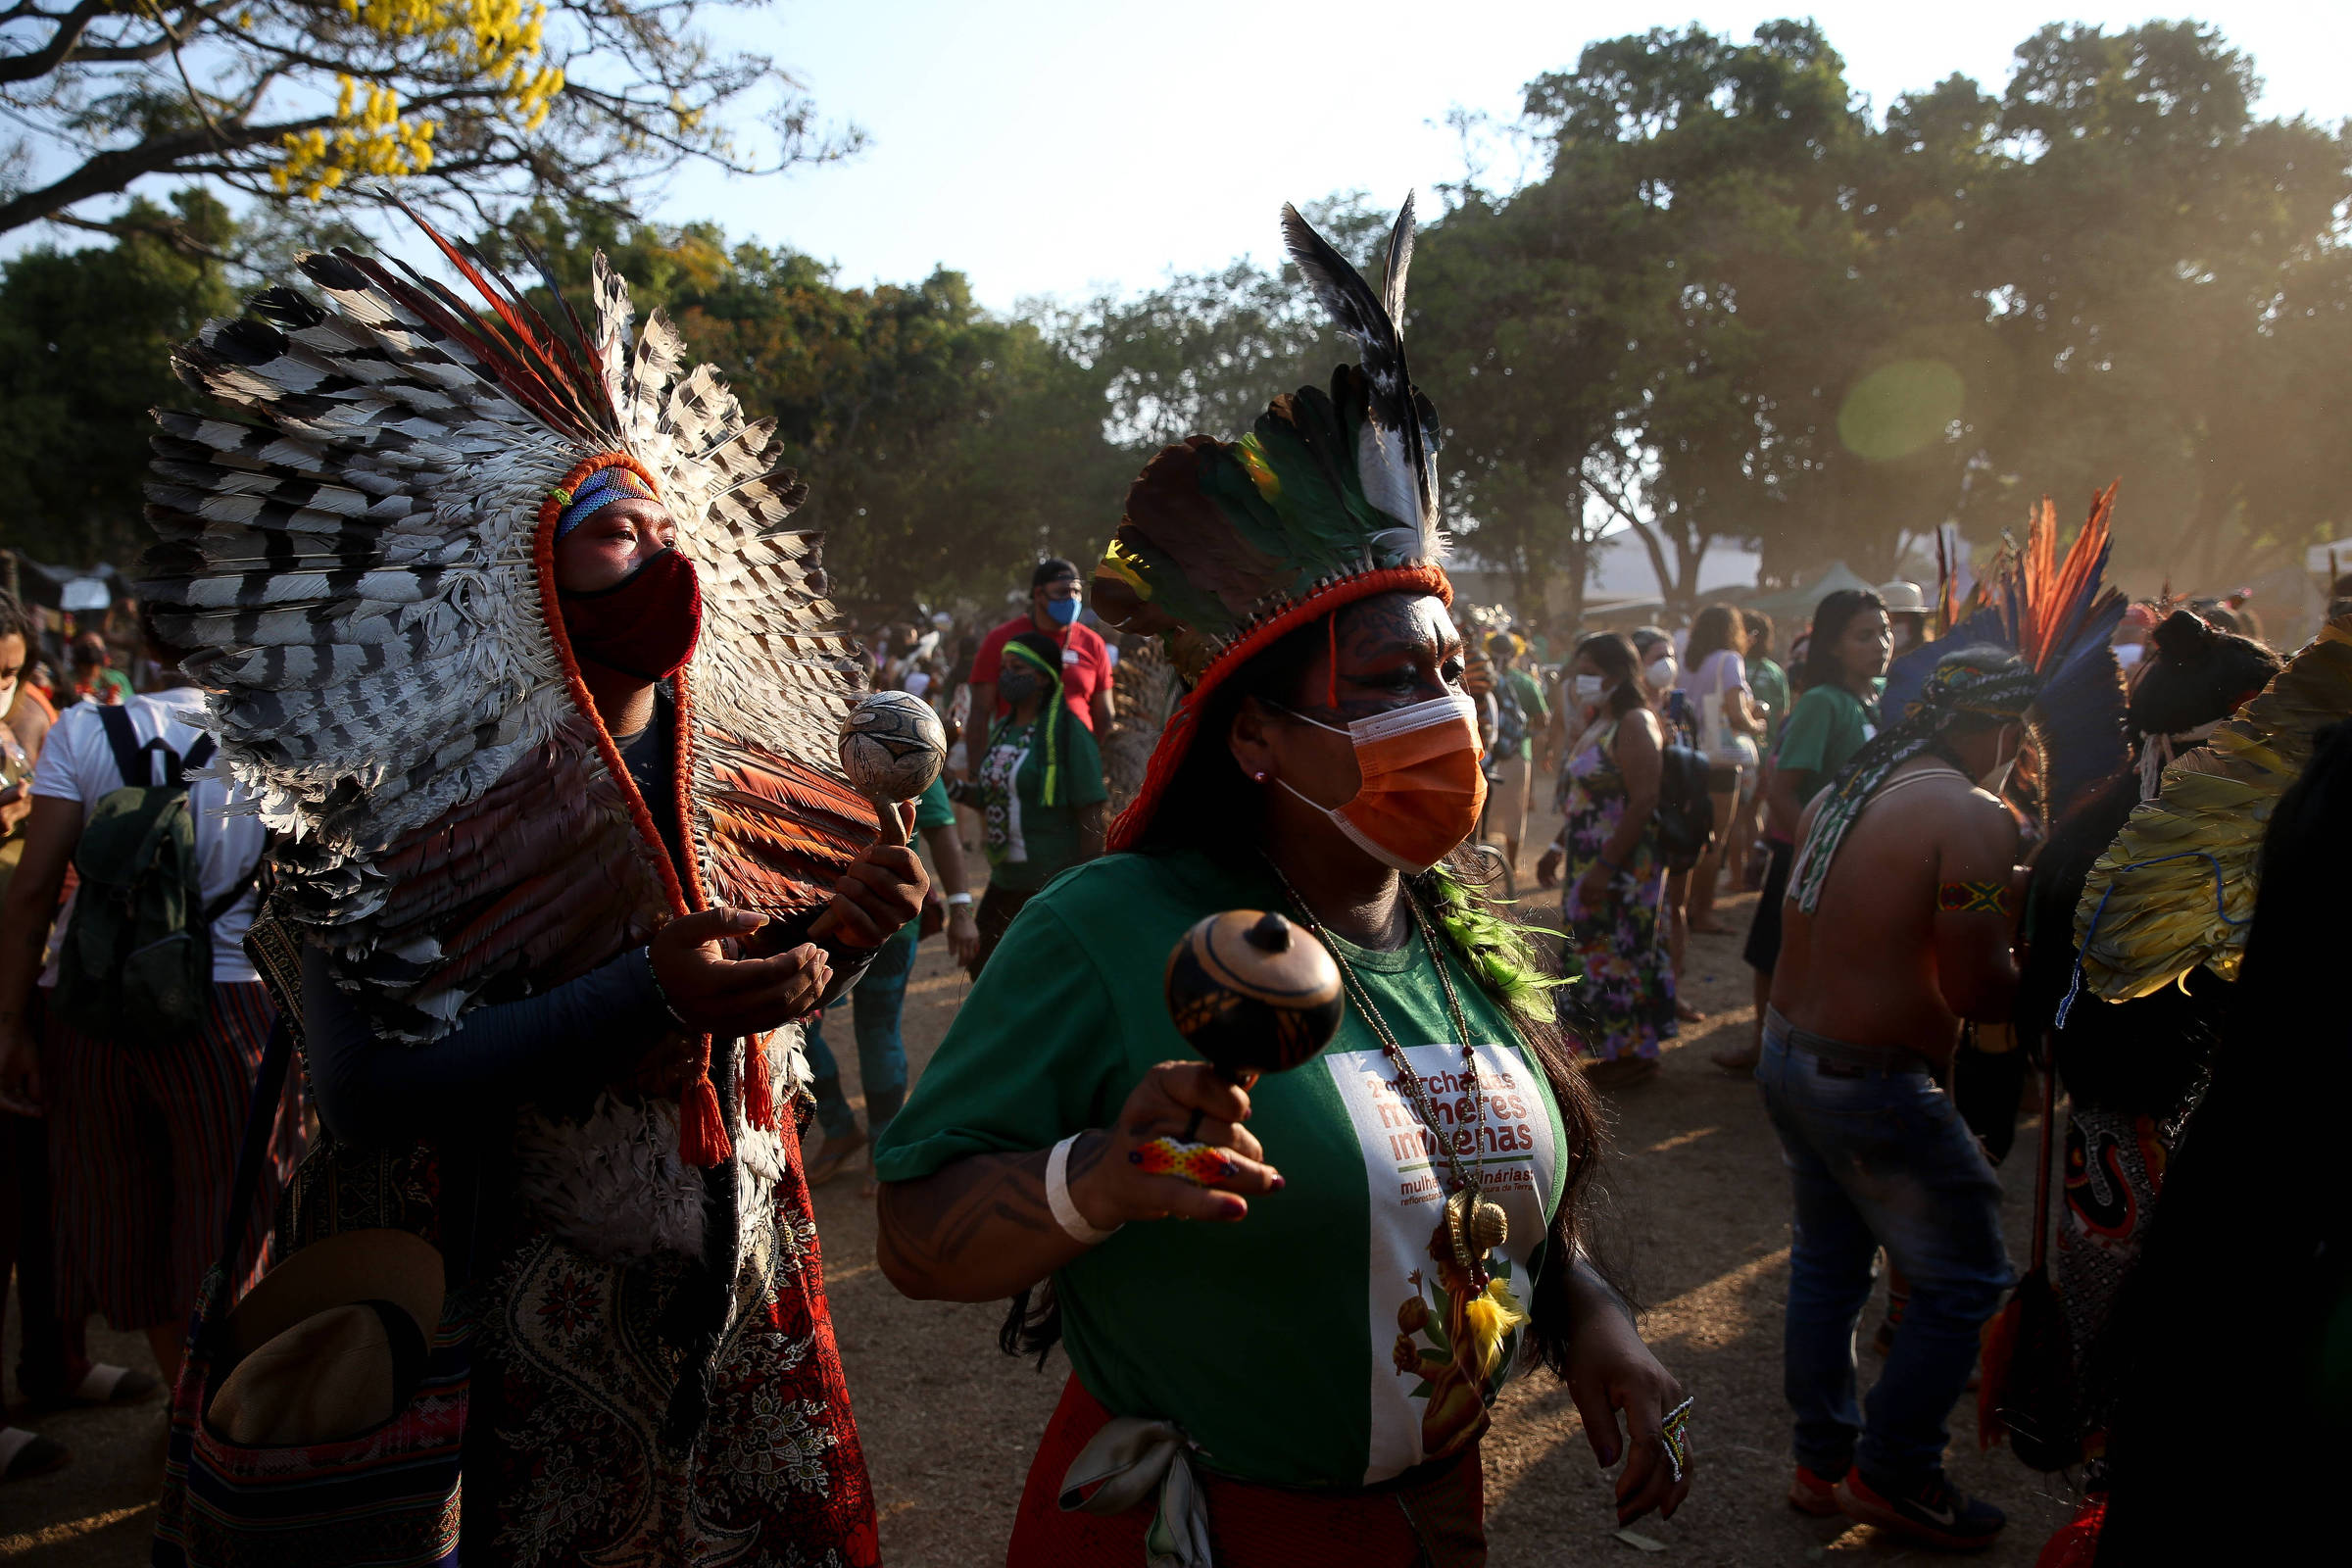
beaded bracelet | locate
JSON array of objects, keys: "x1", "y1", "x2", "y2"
[{"x1": 644, "y1": 946, "x2": 692, "y2": 1031}]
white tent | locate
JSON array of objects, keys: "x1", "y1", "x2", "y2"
[{"x1": 2304, "y1": 538, "x2": 2352, "y2": 576}]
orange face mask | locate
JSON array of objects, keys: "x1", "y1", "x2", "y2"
[{"x1": 1273, "y1": 694, "x2": 1489, "y2": 873}]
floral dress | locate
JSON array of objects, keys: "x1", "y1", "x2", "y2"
[{"x1": 1558, "y1": 719, "x2": 1678, "y2": 1061}]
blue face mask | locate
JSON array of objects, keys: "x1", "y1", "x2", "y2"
[{"x1": 1044, "y1": 594, "x2": 1081, "y2": 627}]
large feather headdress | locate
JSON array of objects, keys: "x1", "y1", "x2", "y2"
[
  {"x1": 1093, "y1": 198, "x2": 1450, "y2": 849},
  {"x1": 1790, "y1": 487, "x2": 2131, "y2": 913},
  {"x1": 139, "y1": 212, "x2": 875, "y2": 1161}
]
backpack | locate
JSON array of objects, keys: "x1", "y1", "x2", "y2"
[
  {"x1": 52, "y1": 706, "x2": 260, "y2": 1044},
  {"x1": 1652, "y1": 738, "x2": 1716, "y2": 872}
]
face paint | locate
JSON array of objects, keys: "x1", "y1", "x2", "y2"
[
  {"x1": 558, "y1": 547, "x2": 703, "y2": 683},
  {"x1": 1273, "y1": 694, "x2": 1488, "y2": 874}
]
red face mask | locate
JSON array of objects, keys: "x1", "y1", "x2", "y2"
[{"x1": 558, "y1": 547, "x2": 703, "y2": 683}]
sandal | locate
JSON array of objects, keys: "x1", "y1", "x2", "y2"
[
  {"x1": 0, "y1": 1426, "x2": 68, "y2": 1482},
  {"x1": 805, "y1": 1127, "x2": 868, "y2": 1185},
  {"x1": 28, "y1": 1361, "x2": 162, "y2": 1411},
  {"x1": 1675, "y1": 1000, "x2": 1708, "y2": 1024}
]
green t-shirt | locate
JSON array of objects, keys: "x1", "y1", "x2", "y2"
[
  {"x1": 1774, "y1": 683, "x2": 1876, "y2": 791},
  {"x1": 977, "y1": 710, "x2": 1106, "y2": 892},
  {"x1": 913, "y1": 772, "x2": 956, "y2": 832},
  {"x1": 876, "y1": 849, "x2": 1569, "y2": 1488},
  {"x1": 1749, "y1": 657, "x2": 1790, "y2": 748},
  {"x1": 1499, "y1": 667, "x2": 1548, "y2": 760}
]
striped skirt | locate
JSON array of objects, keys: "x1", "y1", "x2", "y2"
[{"x1": 45, "y1": 981, "x2": 302, "y2": 1331}]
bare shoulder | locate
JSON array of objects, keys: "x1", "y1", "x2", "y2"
[{"x1": 1936, "y1": 780, "x2": 2020, "y2": 870}]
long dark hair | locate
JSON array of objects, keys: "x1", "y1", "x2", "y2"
[
  {"x1": 1010, "y1": 604, "x2": 1616, "y2": 1374},
  {"x1": 2130, "y1": 611, "x2": 2279, "y2": 736},
  {"x1": 1683, "y1": 603, "x2": 1746, "y2": 671},
  {"x1": 1799, "y1": 589, "x2": 1886, "y2": 691},
  {"x1": 1575, "y1": 633, "x2": 1645, "y2": 719}
]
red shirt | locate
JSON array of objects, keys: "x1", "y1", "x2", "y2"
[{"x1": 970, "y1": 614, "x2": 1112, "y2": 731}]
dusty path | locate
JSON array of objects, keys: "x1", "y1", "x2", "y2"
[{"x1": 4, "y1": 852, "x2": 2082, "y2": 1565}]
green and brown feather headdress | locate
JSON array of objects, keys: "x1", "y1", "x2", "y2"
[{"x1": 1095, "y1": 197, "x2": 1452, "y2": 850}]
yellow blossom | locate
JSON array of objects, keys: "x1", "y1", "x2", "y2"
[{"x1": 274, "y1": 0, "x2": 559, "y2": 198}]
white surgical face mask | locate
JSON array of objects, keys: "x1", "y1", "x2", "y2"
[
  {"x1": 2114, "y1": 642, "x2": 2144, "y2": 670},
  {"x1": 1572, "y1": 674, "x2": 1604, "y2": 707},
  {"x1": 1645, "y1": 655, "x2": 1676, "y2": 688}
]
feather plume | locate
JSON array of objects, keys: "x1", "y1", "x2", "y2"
[{"x1": 1279, "y1": 199, "x2": 1440, "y2": 559}]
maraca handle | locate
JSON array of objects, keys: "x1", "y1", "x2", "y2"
[
  {"x1": 1132, "y1": 1136, "x2": 1234, "y2": 1188},
  {"x1": 807, "y1": 796, "x2": 914, "y2": 940}
]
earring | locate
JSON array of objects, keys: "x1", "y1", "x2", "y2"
[{"x1": 1253, "y1": 770, "x2": 1269, "y2": 782}]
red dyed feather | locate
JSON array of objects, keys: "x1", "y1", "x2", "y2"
[{"x1": 387, "y1": 201, "x2": 618, "y2": 441}]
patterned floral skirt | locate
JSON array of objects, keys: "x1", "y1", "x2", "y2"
[{"x1": 464, "y1": 1139, "x2": 879, "y2": 1566}]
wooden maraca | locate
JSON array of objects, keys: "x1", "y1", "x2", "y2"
[
  {"x1": 1132, "y1": 909, "x2": 1343, "y2": 1187},
  {"x1": 808, "y1": 691, "x2": 948, "y2": 939}
]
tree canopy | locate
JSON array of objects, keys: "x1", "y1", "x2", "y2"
[
  {"x1": 0, "y1": 0, "x2": 852, "y2": 240},
  {"x1": 6, "y1": 18, "x2": 2350, "y2": 627}
]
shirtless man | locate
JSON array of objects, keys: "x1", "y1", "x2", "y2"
[{"x1": 1761, "y1": 646, "x2": 2034, "y2": 1551}]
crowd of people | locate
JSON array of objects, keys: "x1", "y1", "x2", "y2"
[{"x1": 0, "y1": 193, "x2": 2344, "y2": 1568}]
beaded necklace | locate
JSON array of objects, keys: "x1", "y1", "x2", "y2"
[{"x1": 1264, "y1": 858, "x2": 1510, "y2": 1291}]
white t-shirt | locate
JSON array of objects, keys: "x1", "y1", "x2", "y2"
[
  {"x1": 1676, "y1": 647, "x2": 1750, "y2": 702},
  {"x1": 30, "y1": 689, "x2": 264, "y2": 986}
]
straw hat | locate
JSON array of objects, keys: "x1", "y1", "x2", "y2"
[
  {"x1": 206, "y1": 1229, "x2": 443, "y2": 1446},
  {"x1": 1878, "y1": 579, "x2": 1929, "y2": 614}
]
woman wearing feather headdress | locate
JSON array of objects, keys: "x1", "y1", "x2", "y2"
[
  {"x1": 138, "y1": 215, "x2": 925, "y2": 1566},
  {"x1": 874, "y1": 200, "x2": 1690, "y2": 1567}
]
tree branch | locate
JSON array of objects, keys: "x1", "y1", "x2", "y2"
[
  {"x1": 0, "y1": 114, "x2": 328, "y2": 235},
  {"x1": 0, "y1": 0, "x2": 113, "y2": 84},
  {"x1": 49, "y1": 207, "x2": 232, "y2": 264}
]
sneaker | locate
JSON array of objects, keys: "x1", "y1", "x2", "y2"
[
  {"x1": 1788, "y1": 1464, "x2": 1843, "y2": 1516},
  {"x1": 1838, "y1": 1469, "x2": 2005, "y2": 1550}
]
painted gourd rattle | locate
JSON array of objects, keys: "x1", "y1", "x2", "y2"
[
  {"x1": 1131, "y1": 908, "x2": 1344, "y2": 1185},
  {"x1": 808, "y1": 690, "x2": 947, "y2": 939}
]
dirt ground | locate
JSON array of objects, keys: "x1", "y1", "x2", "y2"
[{"x1": 3, "y1": 826, "x2": 2083, "y2": 1565}]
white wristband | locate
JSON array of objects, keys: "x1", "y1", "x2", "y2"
[
  {"x1": 944, "y1": 892, "x2": 974, "y2": 906},
  {"x1": 1047, "y1": 1134, "x2": 1120, "y2": 1247}
]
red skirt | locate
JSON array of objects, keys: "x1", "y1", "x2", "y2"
[{"x1": 1007, "y1": 1376, "x2": 1483, "y2": 1568}]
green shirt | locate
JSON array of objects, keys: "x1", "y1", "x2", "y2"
[
  {"x1": 913, "y1": 772, "x2": 956, "y2": 832},
  {"x1": 977, "y1": 710, "x2": 1106, "y2": 892},
  {"x1": 876, "y1": 849, "x2": 1569, "y2": 1488},
  {"x1": 1499, "y1": 667, "x2": 1548, "y2": 761},
  {"x1": 1749, "y1": 657, "x2": 1790, "y2": 748},
  {"x1": 1774, "y1": 683, "x2": 1876, "y2": 791}
]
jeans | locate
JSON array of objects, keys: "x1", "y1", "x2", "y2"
[
  {"x1": 807, "y1": 921, "x2": 918, "y2": 1144},
  {"x1": 1758, "y1": 1016, "x2": 2014, "y2": 1489}
]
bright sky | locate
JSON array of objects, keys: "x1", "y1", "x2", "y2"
[{"x1": 651, "y1": 2, "x2": 2352, "y2": 310}]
